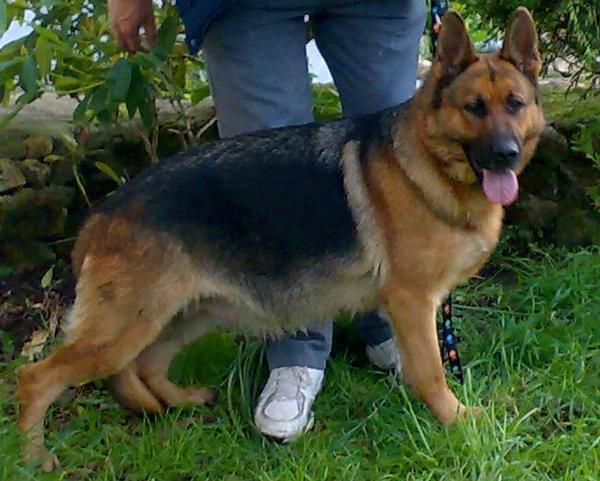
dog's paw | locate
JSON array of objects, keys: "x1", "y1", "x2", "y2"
[
  {"x1": 436, "y1": 401, "x2": 483, "y2": 426},
  {"x1": 456, "y1": 404, "x2": 483, "y2": 421},
  {"x1": 185, "y1": 387, "x2": 216, "y2": 407},
  {"x1": 41, "y1": 453, "x2": 61, "y2": 473},
  {"x1": 25, "y1": 445, "x2": 60, "y2": 473}
]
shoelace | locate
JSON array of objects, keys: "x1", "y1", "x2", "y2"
[{"x1": 273, "y1": 366, "x2": 312, "y2": 401}]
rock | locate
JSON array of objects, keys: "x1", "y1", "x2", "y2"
[
  {"x1": 49, "y1": 158, "x2": 76, "y2": 185},
  {"x1": 555, "y1": 207, "x2": 600, "y2": 246},
  {"x1": 19, "y1": 158, "x2": 51, "y2": 187},
  {"x1": 540, "y1": 126, "x2": 569, "y2": 153},
  {"x1": 0, "y1": 240, "x2": 56, "y2": 270},
  {"x1": 520, "y1": 196, "x2": 560, "y2": 228},
  {"x1": 188, "y1": 95, "x2": 216, "y2": 126},
  {"x1": 0, "y1": 158, "x2": 26, "y2": 193},
  {"x1": 0, "y1": 186, "x2": 74, "y2": 239},
  {"x1": 48, "y1": 157, "x2": 76, "y2": 185},
  {"x1": 0, "y1": 137, "x2": 27, "y2": 159},
  {"x1": 23, "y1": 135, "x2": 54, "y2": 159}
]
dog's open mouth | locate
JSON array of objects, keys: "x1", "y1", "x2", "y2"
[
  {"x1": 464, "y1": 146, "x2": 520, "y2": 206},
  {"x1": 482, "y1": 169, "x2": 519, "y2": 205}
]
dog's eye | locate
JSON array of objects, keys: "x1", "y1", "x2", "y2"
[
  {"x1": 507, "y1": 94, "x2": 526, "y2": 115},
  {"x1": 464, "y1": 97, "x2": 487, "y2": 118}
]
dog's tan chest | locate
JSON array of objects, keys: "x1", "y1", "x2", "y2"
[
  {"x1": 434, "y1": 227, "x2": 497, "y2": 297},
  {"x1": 377, "y1": 192, "x2": 502, "y2": 301}
]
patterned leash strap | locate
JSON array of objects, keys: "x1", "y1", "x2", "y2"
[
  {"x1": 429, "y1": 0, "x2": 464, "y2": 384},
  {"x1": 440, "y1": 294, "x2": 464, "y2": 384}
]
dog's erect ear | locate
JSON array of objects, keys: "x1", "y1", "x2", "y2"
[
  {"x1": 436, "y1": 10, "x2": 478, "y2": 76},
  {"x1": 500, "y1": 7, "x2": 541, "y2": 82}
]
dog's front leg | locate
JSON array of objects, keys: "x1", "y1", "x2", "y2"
[{"x1": 380, "y1": 285, "x2": 468, "y2": 425}]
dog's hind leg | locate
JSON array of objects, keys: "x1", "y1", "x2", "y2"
[
  {"x1": 17, "y1": 314, "x2": 166, "y2": 471},
  {"x1": 106, "y1": 312, "x2": 216, "y2": 413},
  {"x1": 106, "y1": 364, "x2": 165, "y2": 415},
  {"x1": 16, "y1": 252, "x2": 197, "y2": 471},
  {"x1": 132, "y1": 311, "x2": 217, "y2": 410}
]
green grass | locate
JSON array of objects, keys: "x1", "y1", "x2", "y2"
[{"x1": 1, "y1": 246, "x2": 598, "y2": 481}]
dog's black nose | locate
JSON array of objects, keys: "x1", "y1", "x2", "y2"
[{"x1": 491, "y1": 137, "x2": 521, "y2": 166}]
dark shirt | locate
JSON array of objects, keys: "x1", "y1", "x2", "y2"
[{"x1": 175, "y1": 0, "x2": 235, "y2": 54}]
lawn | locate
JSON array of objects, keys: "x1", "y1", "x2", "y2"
[{"x1": 0, "y1": 243, "x2": 598, "y2": 481}]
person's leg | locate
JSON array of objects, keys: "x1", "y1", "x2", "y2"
[
  {"x1": 313, "y1": 0, "x2": 427, "y2": 116},
  {"x1": 256, "y1": 326, "x2": 331, "y2": 442},
  {"x1": 204, "y1": 0, "x2": 333, "y2": 372},
  {"x1": 202, "y1": 1, "x2": 331, "y2": 441},
  {"x1": 202, "y1": 3, "x2": 314, "y2": 137},
  {"x1": 355, "y1": 310, "x2": 392, "y2": 347},
  {"x1": 358, "y1": 309, "x2": 402, "y2": 372},
  {"x1": 266, "y1": 324, "x2": 333, "y2": 370},
  {"x1": 313, "y1": 0, "x2": 426, "y2": 359}
]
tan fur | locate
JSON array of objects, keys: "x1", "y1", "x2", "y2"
[
  {"x1": 17, "y1": 8, "x2": 545, "y2": 471},
  {"x1": 341, "y1": 141, "x2": 389, "y2": 280}
]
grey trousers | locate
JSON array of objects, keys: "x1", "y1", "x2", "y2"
[{"x1": 203, "y1": 0, "x2": 427, "y2": 369}]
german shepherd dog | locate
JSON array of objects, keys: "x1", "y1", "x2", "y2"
[{"x1": 17, "y1": 8, "x2": 545, "y2": 471}]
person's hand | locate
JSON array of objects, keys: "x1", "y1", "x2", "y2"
[{"x1": 108, "y1": 0, "x2": 157, "y2": 53}]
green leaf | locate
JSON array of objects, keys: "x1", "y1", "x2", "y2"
[
  {"x1": 0, "y1": 265, "x2": 13, "y2": 278},
  {"x1": 43, "y1": 154, "x2": 63, "y2": 163},
  {"x1": 0, "y1": 330, "x2": 15, "y2": 358},
  {"x1": 1, "y1": 81, "x2": 10, "y2": 106},
  {"x1": 0, "y1": 105, "x2": 24, "y2": 129},
  {"x1": 0, "y1": 58, "x2": 23, "y2": 75},
  {"x1": 53, "y1": 75, "x2": 81, "y2": 92},
  {"x1": 32, "y1": 25, "x2": 61, "y2": 43},
  {"x1": 88, "y1": 85, "x2": 109, "y2": 114},
  {"x1": 154, "y1": 14, "x2": 178, "y2": 58},
  {"x1": 107, "y1": 58, "x2": 132, "y2": 102},
  {"x1": 125, "y1": 63, "x2": 145, "y2": 118},
  {"x1": 39, "y1": 0, "x2": 62, "y2": 8},
  {"x1": 21, "y1": 55, "x2": 39, "y2": 93},
  {"x1": 0, "y1": 80, "x2": 10, "y2": 108},
  {"x1": 60, "y1": 16, "x2": 71, "y2": 42},
  {"x1": 133, "y1": 52, "x2": 163, "y2": 70},
  {"x1": 40, "y1": 265, "x2": 54, "y2": 289},
  {"x1": 0, "y1": 39, "x2": 26, "y2": 59},
  {"x1": 0, "y1": 0, "x2": 7, "y2": 37},
  {"x1": 15, "y1": 89, "x2": 41, "y2": 106},
  {"x1": 35, "y1": 36, "x2": 52, "y2": 77},
  {"x1": 139, "y1": 94, "x2": 156, "y2": 130},
  {"x1": 191, "y1": 85, "x2": 210, "y2": 105},
  {"x1": 94, "y1": 161, "x2": 123, "y2": 185},
  {"x1": 73, "y1": 94, "x2": 90, "y2": 123},
  {"x1": 97, "y1": 107, "x2": 115, "y2": 123}
]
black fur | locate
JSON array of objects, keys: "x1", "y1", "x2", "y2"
[
  {"x1": 351, "y1": 103, "x2": 409, "y2": 162},
  {"x1": 96, "y1": 102, "x2": 411, "y2": 277}
]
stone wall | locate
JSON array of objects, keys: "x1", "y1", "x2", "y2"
[{"x1": 0, "y1": 95, "x2": 216, "y2": 269}]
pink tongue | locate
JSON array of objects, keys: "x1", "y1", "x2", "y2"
[{"x1": 482, "y1": 169, "x2": 519, "y2": 205}]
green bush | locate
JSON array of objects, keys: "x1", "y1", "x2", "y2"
[{"x1": 0, "y1": 0, "x2": 210, "y2": 160}]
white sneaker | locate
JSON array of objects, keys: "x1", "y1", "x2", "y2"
[
  {"x1": 366, "y1": 338, "x2": 403, "y2": 374},
  {"x1": 254, "y1": 366, "x2": 324, "y2": 443}
]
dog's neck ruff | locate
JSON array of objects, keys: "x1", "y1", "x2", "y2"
[{"x1": 388, "y1": 139, "x2": 478, "y2": 231}]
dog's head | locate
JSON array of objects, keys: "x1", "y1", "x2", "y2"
[{"x1": 417, "y1": 7, "x2": 546, "y2": 205}]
